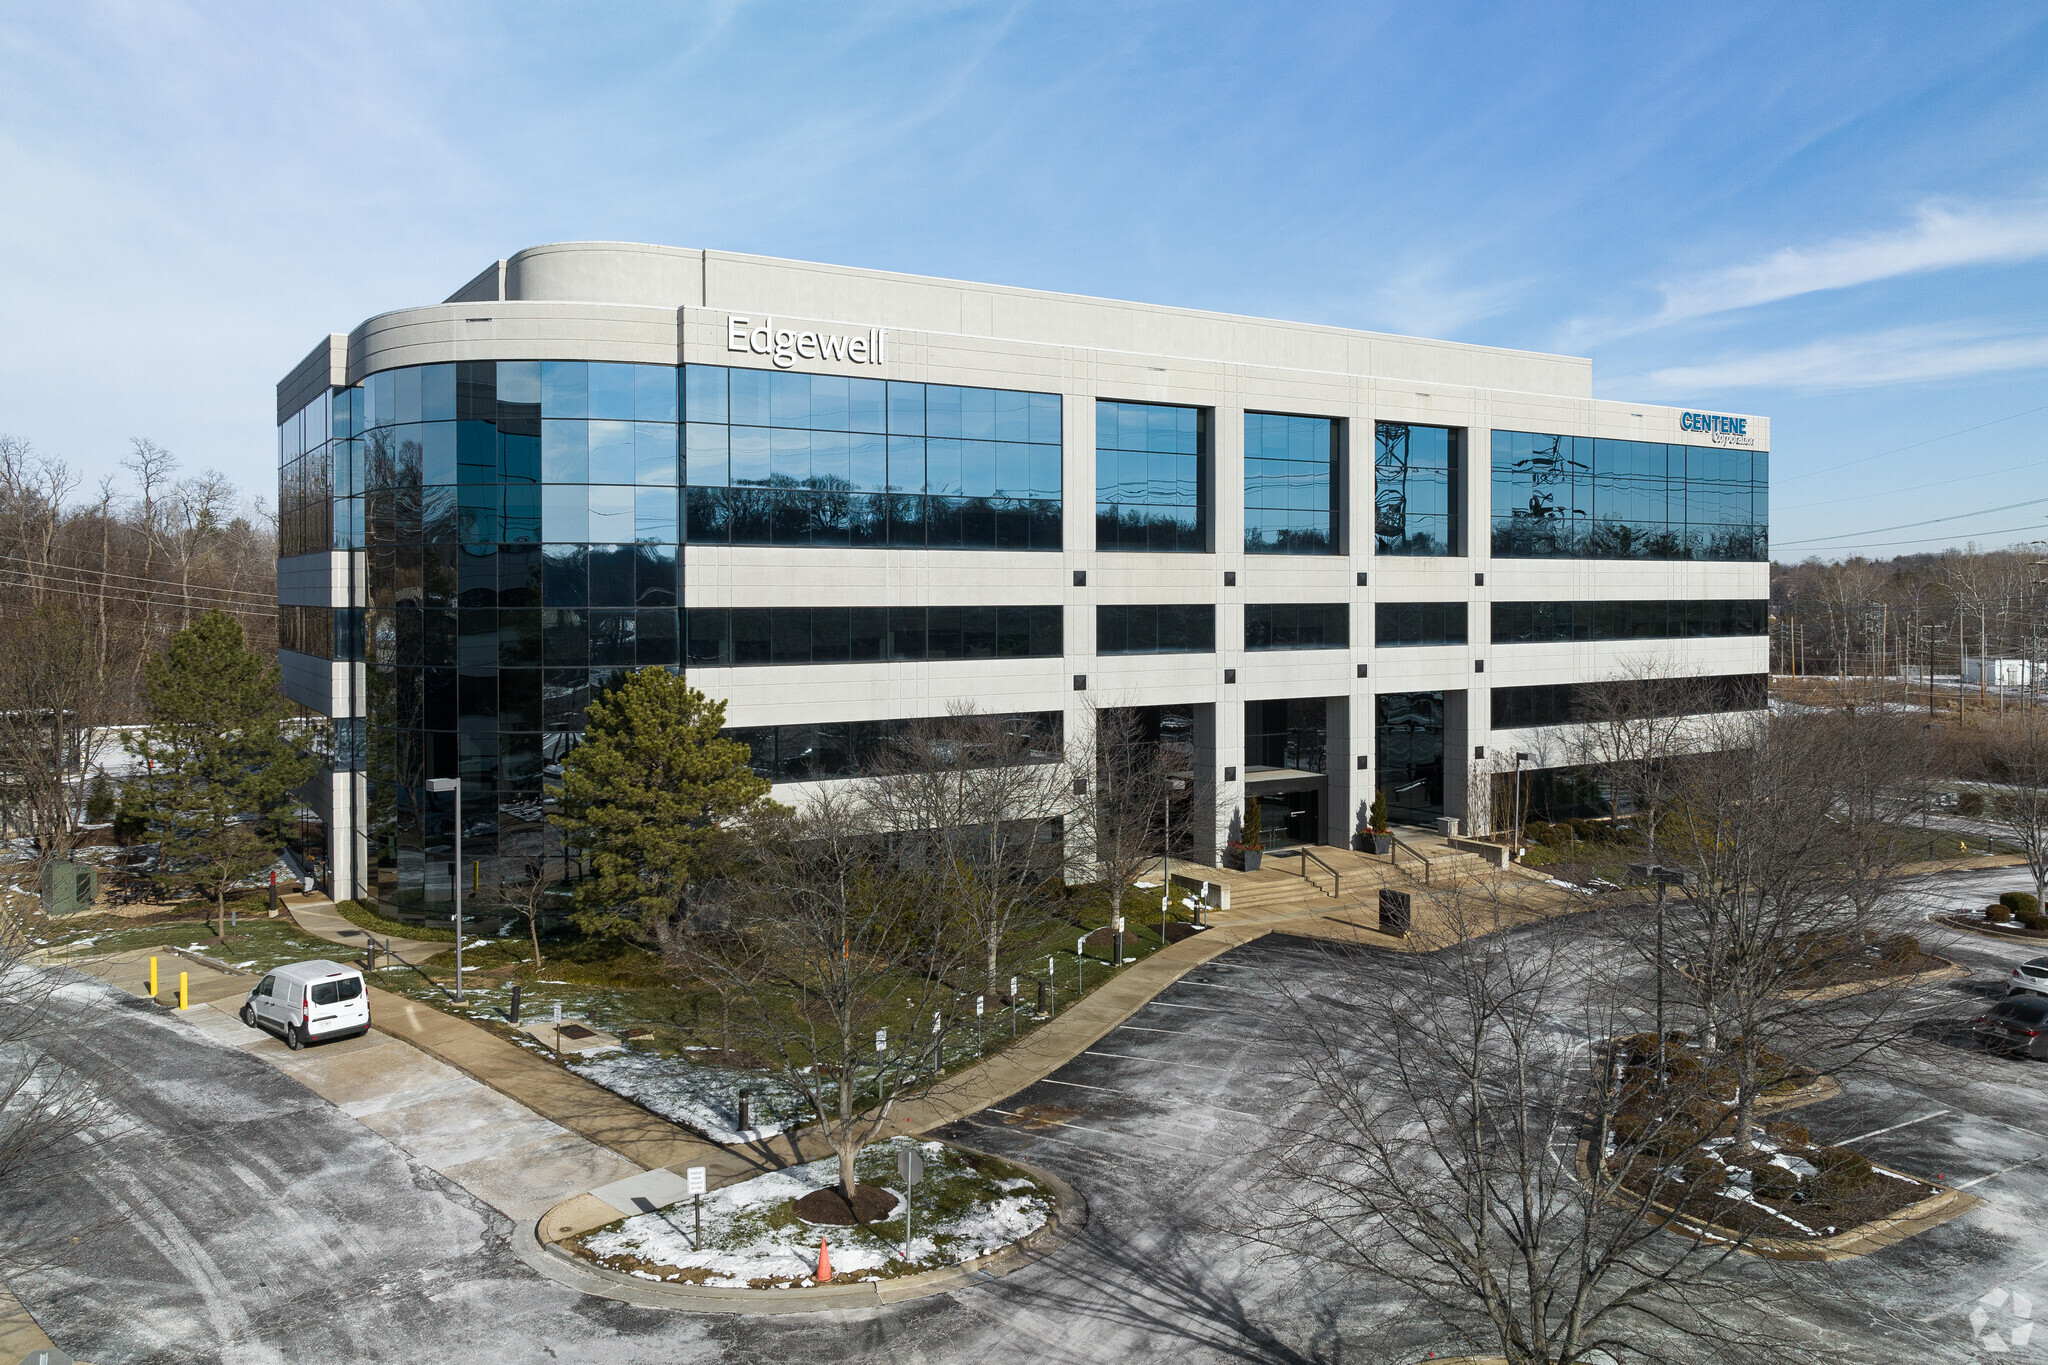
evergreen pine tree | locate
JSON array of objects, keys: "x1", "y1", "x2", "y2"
[
  {"x1": 552, "y1": 668, "x2": 774, "y2": 941},
  {"x1": 127, "y1": 612, "x2": 317, "y2": 940}
]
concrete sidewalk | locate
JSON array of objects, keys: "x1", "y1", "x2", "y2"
[{"x1": 285, "y1": 893, "x2": 447, "y2": 966}]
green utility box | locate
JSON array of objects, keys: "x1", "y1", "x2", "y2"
[{"x1": 40, "y1": 860, "x2": 100, "y2": 915}]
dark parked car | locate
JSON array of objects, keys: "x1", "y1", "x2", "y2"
[{"x1": 1973, "y1": 995, "x2": 2048, "y2": 1058}]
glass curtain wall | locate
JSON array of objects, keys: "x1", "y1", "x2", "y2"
[
  {"x1": 1375, "y1": 423, "x2": 1459, "y2": 555},
  {"x1": 1491, "y1": 432, "x2": 1767, "y2": 560},
  {"x1": 1243, "y1": 412, "x2": 1338, "y2": 554},
  {"x1": 1095, "y1": 401, "x2": 1208, "y2": 552},
  {"x1": 682, "y1": 368, "x2": 1062, "y2": 550},
  {"x1": 279, "y1": 388, "x2": 367, "y2": 558},
  {"x1": 1376, "y1": 691, "x2": 1446, "y2": 823}
]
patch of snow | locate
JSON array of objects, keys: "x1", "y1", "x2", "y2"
[
  {"x1": 568, "y1": 1051, "x2": 800, "y2": 1144},
  {"x1": 580, "y1": 1138, "x2": 1049, "y2": 1288}
]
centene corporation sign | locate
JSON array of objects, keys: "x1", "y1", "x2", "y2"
[
  {"x1": 727, "y1": 315, "x2": 887, "y2": 370},
  {"x1": 1680, "y1": 410, "x2": 1759, "y2": 448}
]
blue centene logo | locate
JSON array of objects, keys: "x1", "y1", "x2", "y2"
[{"x1": 1681, "y1": 411, "x2": 1747, "y2": 436}]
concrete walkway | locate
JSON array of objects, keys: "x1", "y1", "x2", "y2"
[{"x1": 285, "y1": 893, "x2": 447, "y2": 965}]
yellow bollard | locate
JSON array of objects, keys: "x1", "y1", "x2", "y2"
[
  {"x1": 178, "y1": 971, "x2": 188, "y2": 1010},
  {"x1": 149, "y1": 956, "x2": 159, "y2": 1000}
]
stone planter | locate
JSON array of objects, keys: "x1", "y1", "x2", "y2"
[
  {"x1": 1362, "y1": 831, "x2": 1392, "y2": 855},
  {"x1": 1241, "y1": 848, "x2": 1264, "y2": 872}
]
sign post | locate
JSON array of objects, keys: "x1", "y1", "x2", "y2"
[
  {"x1": 895, "y1": 1145, "x2": 924, "y2": 1261},
  {"x1": 687, "y1": 1166, "x2": 706, "y2": 1248},
  {"x1": 875, "y1": 1027, "x2": 887, "y2": 1101}
]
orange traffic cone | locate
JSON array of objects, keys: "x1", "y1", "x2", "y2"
[{"x1": 816, "y1": 1235, "x2": 834, "y2": 1282}]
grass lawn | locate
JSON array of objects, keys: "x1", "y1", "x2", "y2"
[{"x1": 33, "y1": 910, "x2": 349, "y2": 977}]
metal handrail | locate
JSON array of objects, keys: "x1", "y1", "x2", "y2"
[
  {"x1": 1386, "y1": 831, "x2": 1436, "y2": 882},
  {"x1": 1278, "y1": 847, "x2": 1341, "y2": 898}
]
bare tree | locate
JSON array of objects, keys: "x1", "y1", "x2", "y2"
[
  {"x1": 1979, "y1": 706, "x2": 2048, "y2": 912},
  {"x1": 859, "y1": 709, "x2": 1076, "y2": 997},
  {"x1": 1572, "y1": 665, "x2": 1726, "y2": 854},
  {"x1": 1245, "y1": 895, "x2": 1808, "y2": 1365},
  {"x1": 1654, "y1": 711, "x2": 1916, "y2": 1152},
  {"x1": 711, "y1": 792, "x2": 973, "y2": 1204},
  {"x1": 0, "y1": 907, "x2": 113, "y2": 1281},
  {"x1": 0, "y1": 606, "x2": 116, "y2": 868},
  {"x1": 1079, "y1": 703, "x2": 1220, "y2": 951}
]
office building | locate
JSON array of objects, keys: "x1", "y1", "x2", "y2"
[{"x1": 275, "y1": 242, "x2": 1768, "y2": 914}]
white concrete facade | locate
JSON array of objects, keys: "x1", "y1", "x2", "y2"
[{"x1": 279, "y1": 242, "x2": 1768, "y2": 898}]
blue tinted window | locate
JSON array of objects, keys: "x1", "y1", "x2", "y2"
[
  {"x1": 1244, "y1": 412, "x2": 1337, "y2": 555},
  {"x1": 1096, "y1": 400, "x2": 1206, "y2": 553},
  {"x1": 1492, "y1": 430, "x2": 1766, "y2": 561},
  {"x1": 587, "y1": 364, "x2": 636, "y2": 420},
  {"x1": 541, "y1": 361, "x2": 587, "y2": 418},
  {"x1": 1375, "y1": 424, "x2": 1458, "y2": 556}
]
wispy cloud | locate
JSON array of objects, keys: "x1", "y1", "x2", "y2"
[
  {"x1": 1370, "y1": 258, "x2": 1524, "y2": 338},
  {"x1": 1640, "y1": 325, "x2": 2048, "y2": 393},
  {"x1": 1653, "y1": 200, "x2": 2048, "y2": 325}
]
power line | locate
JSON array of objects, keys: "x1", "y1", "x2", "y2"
[
  {"x1": 1773, "y1": 496, "x2": 2048, "y2": 548},
  {"x1": 0, "y1": 573, "x2": 277, "y2": 617},
  {"x1": 1776, "y1": 521, "x2": 2048, "y2": 555},
  {"x1": 0, "y1": 560, "x2": 278, "y2": 611},
  {"x1": 1778, "y1": 452, "x2": 2048, "y2": 513},
  {"x1": 1775, "y1": 402, "x2": 2048, "y2": 484},
  {"x1": 0, "y1": 550, "x2": 275, "y2": 603}
]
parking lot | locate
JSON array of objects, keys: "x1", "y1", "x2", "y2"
[{"x1": 11, "y1": 863, "x2": 2048, "y2": 1362}]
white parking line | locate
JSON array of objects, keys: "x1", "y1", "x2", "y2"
[
  {"x1": 1142, "y1": 1001, "x2": 1234, "y2": 1013},
  {"x1": 1920, "y1": 1249, "x2": 2048, "y2": 1322},
  {"x1": 1116, "y1": 1024, "x2": 1181, "y2": 1034},
  {"x1": 1085, "y1": 1049, "x2": 1240, "y2": 1073},
  {"x1": 1954, "y1": 1153, "x2": 2048, "y2": 1191},
  {"x1": 1834, "y1": 1110, "x2": 1951, "y2": 1145},
  {"x1": 1036, "y1": 1077, "x2": 1122, "y2": 1093}
]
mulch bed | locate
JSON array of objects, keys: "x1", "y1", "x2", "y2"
[
  {"x1": 1939, "y1": 913, "x2": 2048, "y2": 941},
  {"x1": 1003, "y1": 1103, "x2": 1082, "y2": 1130},
  {"x1": 791, "y1": 1183, "x2": 899, "y2": 1225},
  {"x1": 1612, "y1": 1139, "x2": 1938, "y2": 1242},
  {"x1": 1784, "y1": 949, "x2": 1954, "y2": 989}
]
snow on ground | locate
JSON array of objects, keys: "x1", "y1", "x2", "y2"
[
  {"x1": 567, "y1": 1050, "x2": 805, "y2": 1144},
  {"x1": 577, "y1": 1137, "x2": 1052, "y2": 1287}
]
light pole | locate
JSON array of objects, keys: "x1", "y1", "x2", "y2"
[
  {"x1": 1513, "y1": 751, "x2": 1531, "y2": 854},
  {"x1": 427, "y1": 777, "x2": 465, "y2": 1003},
  {"x1": 1162, "y1": 774, "x2": 1187, "y2": 949},
  {"x1": 1628, "y1": 861, "x2": 1691, "y2": 1086}
]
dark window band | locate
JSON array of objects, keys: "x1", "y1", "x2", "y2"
[
  {"x1": 1245, "y1": 603, "x2": 1350, "y2": 650},
  {"x1": 723, "y1": 710, "x2": 1063, "y2": 783},
  {"x1": 1491, "y1": 673, "x2": 1768, "y2": 728},
  {"x1": 1097, "y1": 604, "x2": 1215, "y2": 654},
  {"x1": 686, "y1": 605, "x2": 1062, "y2": 666},
  {"x1": 1374, "y1": 602, "x2": 1467, "y2": 647},
  {"x1": 1492, "y1": 599, "x2": 1767, "y2": 643}
]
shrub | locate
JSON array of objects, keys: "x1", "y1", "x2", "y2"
[
  {"x1": 2022, "y1": 910, "x2": 2048, "y2": 932},
  {"x1": 1767, "y1": 1121, "x2": 1811, "y2": 1147},
  {"x1": 85, "y1": 773, "x2": 115, "y2": 824},
  {"x1": 1957, "y1": 790, "x2": 1986, "y2": 817},
  {"x1": 1812, "y1": 1146, "x2": 1875, "y2": 1199},
  {"x1": 1751, "y1": 1162, "x2": 1804, "y2": 1204},
  {"x1": 1986, "y1": 904, "x2": 2013, "y2": 924},
  {"x1": 1678, "y1": 1154, "x2": 1727, "y2": 1193},
  {"x1": 1879, "y1": 933, "x2": 1920, "y2": 964},
  {"x1": 1369, "y1": 788, "x2": 1389, "y2": 833},
  {"x1": 2001, "y1": 892, "x2": 2040, "y2": 917},
  {"x1": 1569, "y1": 819, "x2": 1597, "y2": 843}
]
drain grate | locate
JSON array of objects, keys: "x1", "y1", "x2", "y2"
[{"x1": 556, "y1": 1023, "x2": 598, "y2": 1040}]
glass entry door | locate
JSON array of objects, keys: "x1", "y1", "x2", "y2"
[
  {"x1": 1255, "y1": 790, "x2": 1320, "y2": 847},
  {"x1": 1376, "y1": 691, "x2": 1445, "y2": 824}
]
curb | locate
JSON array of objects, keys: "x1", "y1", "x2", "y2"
[
  {"x1": 526, "y1": 1148, "x2": 1087, "y2": 1314},
  {"x1": 1933, "y1": 913, "x2": 2048, "y2": 947},
  {"x1": 1572, "y1": 1136, "x2": 1978, "y2": 1262}
]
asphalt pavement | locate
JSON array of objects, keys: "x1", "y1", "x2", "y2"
[{"x1": 12, "y1": 861, "x2": 2048, "y2": 1363}]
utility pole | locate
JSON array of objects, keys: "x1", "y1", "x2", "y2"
[{"x1": 426, "y1": 777, "x2": 464, "y2": 1002}]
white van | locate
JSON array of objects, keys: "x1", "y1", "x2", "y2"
[{"x1": 241, "y1": 960, "x2": 371, "y2": 1050}]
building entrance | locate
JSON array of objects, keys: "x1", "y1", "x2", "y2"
[
  {"x1": 1376, "y1": 691, "x2": 1445, "y2": 825},
  {"x1": 1253, "y1": 788, "x2": 1321, "y2": 848}
]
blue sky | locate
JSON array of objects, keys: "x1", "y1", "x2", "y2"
[{"x1": 3, "y1": 1, "x2": 2044, "y2": 559}]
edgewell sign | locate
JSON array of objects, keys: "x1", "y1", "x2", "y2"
[
  {"x1": 1680, "y1": 410, "x2": 1760, "y2": 449},
  {"x1": 728, "y1": 316, "x2": 886, "y2": 370}
]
